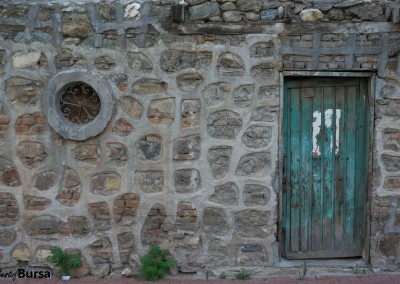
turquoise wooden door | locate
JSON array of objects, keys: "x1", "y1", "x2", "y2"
[{"x1": 282, "y1": 77, "x2": 369, "y2": 259}]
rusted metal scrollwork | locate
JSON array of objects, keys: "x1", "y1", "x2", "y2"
[{"x1": 59, "y1": 83, "x2": 101, "y2": 124}]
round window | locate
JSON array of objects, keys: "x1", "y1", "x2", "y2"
[
  {"x1": 59, "y1": 82, "x2": 101, "y2": 125},
  {"x1": 43, "y1": 71, "x2": 114, "y2": 141}
]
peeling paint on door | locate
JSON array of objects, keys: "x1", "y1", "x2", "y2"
[
  {"x1": 312, "y1": 109, "x2": 341, "y2": 156},
  {"x1": 312, "y1": 111, "x2": 321, "y2": 156}
]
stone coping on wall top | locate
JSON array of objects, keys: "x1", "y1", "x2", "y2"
[{"x1": 162, "y1": 21, "x2": 400, "y2": 35}]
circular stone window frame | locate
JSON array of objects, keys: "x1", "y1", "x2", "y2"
[{"x1": 43, "y1": 71, "x2": 114, "y2": 141}]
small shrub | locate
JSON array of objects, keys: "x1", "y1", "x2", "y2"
[
  {"x1": 47, "y1": 246, "x2": 81, "y2": 276},
  {"x1": 235, "y1": 271, "x2": 250, "y2": 280},
  {"x1": 298, "y1": 262, "x2": 307, "y2": 280},
  {"x1": 218, "y1": 272, "x2": 227, "y2": 279},
  {"x1": 138, "y1": 244, "x2": 175, "y2": 281}
]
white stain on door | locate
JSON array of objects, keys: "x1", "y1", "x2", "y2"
[
  {"x1": 312, "y1": 109, "x2": 341, "y2": 156},
  {"x1": 312, "y1": 111, "x2": 321, "y2": 156}
]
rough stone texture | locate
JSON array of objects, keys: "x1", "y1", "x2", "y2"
[
  {"x1": 233, "y1": 210, "x2": 274, "y2": 238},
  {"x1": 89, "y1": 237, "x2": 113, "y2": 266},
  {"x1": 17, "y1": 141, "x2": 47, "y2": 167},
  {"x1": 327, "y1": 9, "x2": 344, "y2": 21},
  {"x1": 5, "y1": 77, "x2": 43, "y2": 106},
  {"x1": 241, "y1": 125, "x2": 272, "y2": 148},
  {"x1": 134, "y1": 171, "x2": 164, "y2": 193},
  {"x1": 244, "y1": 184, "x2": 272, "y2": 206},
  {"x1": 24, "y1": 195, "x2": 51, "y2": 211},
  {"x1": 54, "y1": 48, "x2": 86, "y2": 69},
  {"x1": 99, "y1": 2, "x2": 116, "y2": 21},
  {"x1": 0, "y1": 193, "x2": 19, "y2": 226},
  {"x1": 11, "y1": 50, "x2": 47, "y2": 69},
  {"x1": 26, "y1": 215, "x2": 60, "y2": 236},
  {"x1": 251, "y1": 106, "x2": 278, "y2": 122},
  {"x1": 110, "y1": 73, "x2": 128, "y2": 93},
  {"x1": 73, "y1": 144, "x2": 100, "y2": 162},
  {"x1": 250, "y1": 41, "x2": 274, "y2": 57},
  {"x1": 176, "y1": 201, "x2": 197, "y2": 231},
  {"x1": 189, "y1": 2, "x2": 220, "y2": 21},
  {"x1": 127, "y1": 52, "x2": 153, "y2": 70},
  {"x1": 261, "y1": 10, "x2": 278, "y2": 21},
  {"x1": 0, "y1": 4, "x2": 29, "y2": 19},
  {"x1": 132, "y1": 78, "x2": 167, "y2": 95},
  {"x1": 383, "y1": 128, "x2": 400, "y2": 152},
  {"x1": 210, "y1": 182, "x2": 239, "y2": 205},
  {"x1": 258, "y1": 85, "x2": 279, "y2": 101},
  {"x1": 112, "y1": 118, "x2": 133, "y2": 136},
  {"x1": 113, "y1": 194, "x2": 140, "y2": 226},
  {"x1": 217, "y1": 52, "x2": 245, "y2": 76},
  {"x1": 58, "y1": 167, "x2": 81, "y2": 206},
  {"x1": 15, "y1": 112, "x2": 47, "y2": 135},
  {"x1": 174, "y1": 169, "x2": 201, "y2": 193},
  {"x1": 377, "y1": 99, "x2": 400, "y2": 117},
  {"x1": 141, "y1": 204, "x2": 169, "y2": 245},
  {"x1": 118, "y1": 232, "x2": 135, "y2": 265},
  {"x1": 12, "y1": 243, "x2": 30, "y2": 262},
  {"x1": 95, "y1": 55, "x2": 116, "y2": 69},
  {"x1": 91, "y1": 172, "x2": 121, "y2": 195},
  {"x1": 120, "y1": 96, "x2": 143, "y2": 119},
  {"x1": 236, "y1": 243, "x2": 269, "y2": 266},
  {"x1": 236, "y1": 152, "x2": 271, "y2": 177},
  {"x1": 60, "y1": 216, "x2": 90, "y2": 236},
  {"x1": 236, "y1": 0, "x2": 261, "y2": 12},
  {"x1": 202, "y1": 207, "x2": 228, "y2": 236},
  {"x1": 148, "y1": 98, "x2": 175, "y2": 125},
  {"x1": 223, "y1": 11, "x2": 242, "y2": 22},
  {"x1": 348, "y1": 3, "x2": 384, "y2": 21},
  {"x1": 63, "y1": 12, "x2": 92, "y2": 39},
  {"x1": 136, "y1": 134, "x2": 162, "y2": 160},
  {"x1": 177, "y1": 73, "x2": 203, "y2": 92},
  {"x1": 233, "y1": 84, "x2": 255, "y2": 107},
  {"x1": 381, "y1": 154, "x2": 400, "y2": 172},
  {"x1": 207, "y1": 146, "x2": 232, "y2": 179},
  {"x1": 181, "y1": 99, "x2": 201, "y2": 128},
  {"x1": 32, "y1": 171, "x2": 56, "y2": 191},
  {"x1": 173, "y1": 135, "x2": 201, "y2": 161},
  {"x1": 160, "y1": 50, "x2": 212, "y2": 73},
  {"x1": 300, "y1": 9, "x2": 324, "y2": 22},
  {"x1": 207, "y1": 238, "x2": 229, "y2": 265},
  {"x1": 384, "y1": 176, "x2": 400, "y2": 190},
  {"x1": 88, "y1": 202, "x2": 110, "y2": 232},
  {"x1": 207, "y1": 110, "x2": 243, "y2": 139},
  {"x1": 0, "y1": 158, "x2": 21, "y2": 187},
  {"x1": 202, "y1": 82, "x2": 230, "y2": 106},
  {"x1": 379, "y1": 234, "x2": 398, "y2": 257},
  {"x1": 0, "y1": 229, "x2": 16, "y2": 245},
  {"x1": 0, "y1": 103, "x2": 9, "y2": 139},
  {"x1": 250, "y1": 63, "x2": 276, "y2": 78},
  {"x1": 106, "y1": 142, "x2": 128, "y2": 166}
]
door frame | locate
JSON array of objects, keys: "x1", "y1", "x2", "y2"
[{"x1": 278, "y1": 71, "x2": 376, "y2": 261}]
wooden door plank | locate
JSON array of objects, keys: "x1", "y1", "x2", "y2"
[
  {"x1": 355, "y1": 79, "x2": 367, "y2": 251},
  {"x1": 282, "y1": 86, "x2": 290, "y2": 255},
  {"x1": 289, "y1": 88, "x2": 301, "y2": 252},
  {"x1": 300, "y1": 88, "x2": 313, "y2": 252},
  {"x1": 322, "y1": 86, "x2": 335, "y2": 251},
  {"x1": 285, "y1": 248, "x2": 360, "y2": 259},
  {"x1": 334, "y1": 87, "x2": 346, "y2": 249},
  {"x1": 344, "y1": 85, "x2": 357, "y2": 249},
  {"x1": 311, "y1": 87, "x2": 323, "y2": 252}
]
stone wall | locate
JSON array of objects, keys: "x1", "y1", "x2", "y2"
[{"x1": 0, "y1": 0, "x2": 399, "y2": 278}]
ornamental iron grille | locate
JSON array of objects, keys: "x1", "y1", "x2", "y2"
[{"x1": 59, "y1": 82, "x2": 101, "y2": 125}]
